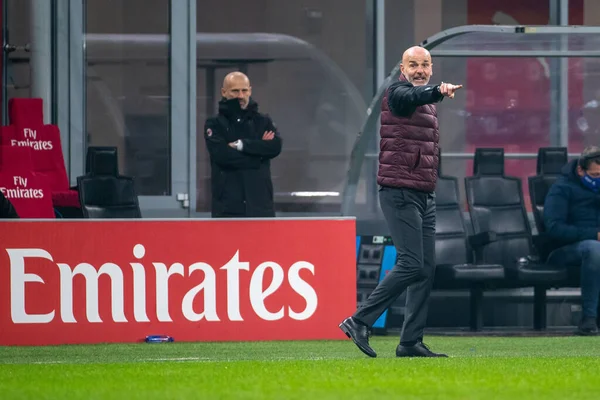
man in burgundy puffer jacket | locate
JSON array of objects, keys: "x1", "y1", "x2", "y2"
[{"x1": 340, "y1": 46, "x2": 462, "y2": 358}]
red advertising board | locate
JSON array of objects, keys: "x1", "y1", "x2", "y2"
[{"x1": 0, "y1": 219, "x2": 356, "y2": 346}]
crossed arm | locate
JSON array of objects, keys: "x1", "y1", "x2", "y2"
[{"x1": 204, "y1": 118, "x2": 282, "y2": 169}]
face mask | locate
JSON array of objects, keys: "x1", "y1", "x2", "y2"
[{"x1": 581, "y1": 174, "x2": 600, "y2": 192}]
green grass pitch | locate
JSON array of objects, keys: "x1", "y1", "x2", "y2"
[{"x1": 1, "y1": 336, "x2": 599, "y2": 399}]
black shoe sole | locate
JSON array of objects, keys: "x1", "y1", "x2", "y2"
[
  {"x1": 396, "y1": 352, "x2": 449, "y2": 358},
  {"x1": 339, "y1": 320, "x2": 377, "y2": 358}
]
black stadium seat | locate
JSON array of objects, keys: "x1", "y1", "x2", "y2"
[
  {"x1": 86, "y1": 146, "x2": 119, "y2": 176},
  {"x1": 77, "y1": 146, "x2": 142, "y2": 219},
  {"x1": 464, "y1": 148, "x2": 568, "y2": 330},
  {"x1": 434, "y1": 166, "x2": 505, "y2": 331},
  {"x1": 528, "y1": 147, "x2": 568, "y2": 262},
  {"x1": 77, "y1": 175, "x2": 142, "y2": 218}
]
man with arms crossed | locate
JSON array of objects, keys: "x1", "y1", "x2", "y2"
[
  {"x1": 340, "y1": 46, "x2": 462, "y2": 357},
  {"x1": 204, "y1": 72, "x2": 282, "y2": 218}
]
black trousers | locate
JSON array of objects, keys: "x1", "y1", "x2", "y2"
[{"x1": 354, "y1": 186, "x2": 436, "y2": 345}]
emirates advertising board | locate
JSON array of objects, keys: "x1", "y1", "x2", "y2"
[{"x1": 0, "y1": 219, "x2": 356, "y2": 345}]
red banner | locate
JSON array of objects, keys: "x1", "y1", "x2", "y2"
[{"x1": 0, "y1": 219, "x2": 356, "y2": 346}]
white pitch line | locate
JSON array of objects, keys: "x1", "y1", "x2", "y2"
[
  {"x1": 140, "y1": 357, "x2": 204, "y2": 362},
  {"x1": 31, "y1": 361, "x2": 66, "y2": 364},
  {"x1": 0, "y1": 355, "x2": 351, "y2": 365}
]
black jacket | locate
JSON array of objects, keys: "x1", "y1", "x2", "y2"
[
  {"x1": 386, "y1": 79, "x2": 444, "y2": 117},
  {"x1": 204, "y1": 97, "x2": 282, "y2": 218},
  {"x1": 544, "y1": 159, "x2": 599, "y2": 247}
]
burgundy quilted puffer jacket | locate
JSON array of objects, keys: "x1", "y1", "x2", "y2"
[{"x1": 377, "y1": 76, "x2": 441, "y2": 193}]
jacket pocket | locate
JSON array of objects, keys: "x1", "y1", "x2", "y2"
[{"x1": 412, "y1": 148, "x2": 422, "y2": 170}]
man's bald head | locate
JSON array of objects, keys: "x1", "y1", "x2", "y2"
[
  {"x1": 223, "y1": 72, "x2": 250, "y2": 89},
  {"x1": 401, "y1": 46, "x2": 431, "y2": 64},
  {"x1": 400, "y1": 46, "x2": 433, "y2": 86},
  {"x1": 221, "y1": 71, "x2": 252, "y2": 109}
]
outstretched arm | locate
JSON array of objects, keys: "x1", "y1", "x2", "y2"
[{"x1": 387, "y1": 81, "x2": 462, "y2": 117}]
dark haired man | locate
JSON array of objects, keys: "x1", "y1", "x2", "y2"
[{"x1": 545, "y1": 145, "x2": 600, "y2": 335}]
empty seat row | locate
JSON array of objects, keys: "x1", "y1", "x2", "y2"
[
  {"x1": 0, "y1": 143, "x2": 142, "y2": 219},
  {"x1": 0, "y1": 98, "x2": 79, "y2": 217},
  {"x1": 0, "y1": 145, "x2": 55, "y2": 218},
  {"x1": 434, "y1": 147, "x2": 571, "y2": 331},
  {"x1": 0, "y1": 98, "x2": 141, "y2": 219}
]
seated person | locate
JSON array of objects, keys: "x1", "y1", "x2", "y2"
[{"x1": 544, "y1": 146, "x2": 600, "y2": 335}]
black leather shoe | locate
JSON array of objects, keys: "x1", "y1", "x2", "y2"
[
  {"x1": 339, "y1": 317, "x2": 377, "y2": 358},
  {"x1": 396, "y1": 342, "x2": 448, "y2": 358},
  {"x1": 577, "y1": 317, "x2": 599, "y2": 336}
]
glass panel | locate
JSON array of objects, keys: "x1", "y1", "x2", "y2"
[
  {"x1": 85, "y1": 0, "x2": 171, "y2": 196},
  {"x1": 441, "y1": 57, "x2": 552, "y2": 152},
  {"x1": 5, "y1": 0, "x2": 31, "y2": 119},
  {"x1": 385, "y1": 0, "x2": 469, "y2": 78},
  {"x1": 437, "y1": 0, "x2": 582, "y2": 53},
  {"x1": 575, "y1": 0, "x2": 600, "y2": 154},
  {"x1": 427, "y1": 0, "x2": 584, "y2": 52},
  {"x1": 583, "y1": 0, "x2": 600, "y2": 27},
  {"x1": 195, "y1": 0, "x2": 369, "y2": 215},
  {"x1": 466, "y1": 0, "x2": 553, "y2": 26},
  {"x1": 351, "y1": 150, "x2": 384, "y2": 230},
  {"x1": 431, "y1": 31, "x2": 600, "y2": 52},
  {"x1": 568, "y1": 57, "x2": 600, "y2": 153},
  {"x1": 383, "y1": 0, "x2": 558, "y2": 71}
]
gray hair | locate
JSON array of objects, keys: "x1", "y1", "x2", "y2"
[{"x1": 580, "y1": 146, "x2": 600, "y2": 170}]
